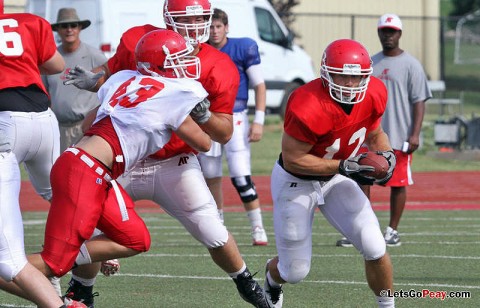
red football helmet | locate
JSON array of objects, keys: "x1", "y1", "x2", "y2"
[
  {"x1": 135, "y1": 29, "x2": 200, "y2": 79},
  {"x1": 163, "y1": 0, "x2": 213, "y2": 44},
  {"x1": 320, "y1": 39, "x2": 373, "y2": 104}
]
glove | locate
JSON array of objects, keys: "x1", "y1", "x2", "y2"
[
  {"x1": 190, "y1": 98, "x2": 211, "y2": 124},
  {"x1": 100, "y1": 259, "x2": 120, "y2": 277},
  {"x1": 339, "y1": 153, "x2": 376, "y2": 185},
  {"x1": 375, "y1": 150, "x2": 396, "y2": 185},
  {"x1": 63, "y1": 65, "x2": 105, "y2": 90}
]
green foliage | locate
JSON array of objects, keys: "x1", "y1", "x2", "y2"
[
  {"x1": 267, "y1": 0, "x2": 300, "y2": 29},
  {"x1": 449, "y1": 0, "x2": 480, "y2": 17}
]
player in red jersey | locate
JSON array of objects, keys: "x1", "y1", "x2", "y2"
[
  {"x1": 63, "y1": 1, "x2": 268, "y2": 307},
  {"x1": 262, "y1": 39, "x2": 396, "y2": 308},
  {"x1": 0, "y1": 8, "x2": 87, "y2": 308}
]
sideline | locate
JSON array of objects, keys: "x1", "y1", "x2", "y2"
[{"x1": 20, "y1": 171, "x2": 480, "y2": 212}]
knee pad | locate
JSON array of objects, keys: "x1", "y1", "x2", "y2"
[
  {"x1": 231, "y1": 176, "x2": 258, "y2": 203},
  {"x1": 360, "y1": 225, "x2": 386, "y2": 261},
  {"x1": 0, "y1": 257, "x2": 27, "y2": 281},
  {"x1": 195, "y1": 215, "x2": 229, "y2": 249},
  {"x1": 280, "y1": 259, "x2": 310, "y2": 284}
]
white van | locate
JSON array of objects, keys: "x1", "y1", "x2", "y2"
[{"x1": 27, "y1": 0, "x2": 316, "y2": 117}]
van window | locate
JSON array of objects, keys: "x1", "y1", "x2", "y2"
[{"x1": 255, "y1": 7, "x2": 286, "y2": 46}]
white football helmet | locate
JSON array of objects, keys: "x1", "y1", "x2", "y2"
[
  {"x1": 163, "y1": 0, "x2": 213, "y2": 45},
  {"x1": 320, "y1": 39, "x2": 373, "y2": 104}
]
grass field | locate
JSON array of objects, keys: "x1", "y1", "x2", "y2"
[{"x1": 1, "y1": 209, "x2": 479, "y2": 308}]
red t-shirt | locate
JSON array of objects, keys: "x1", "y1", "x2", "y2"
[
  {"x1": 108, "y1": 25, "x2": 239, "y2": 159},
  {"x1": 0, "y1": 13, "x2": 57, "y2": 94},
  {"x1": 284, "y1": 77, "x2": 387, "y2": 162}
]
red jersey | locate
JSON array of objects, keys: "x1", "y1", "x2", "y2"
[
  {"x1": 284, "y1": 77, "x2": 387, "y2": 160},
  {"x1": 0, "y1": 13, "x2": 57, "y2": 94},
  {"x1": 108, "y1": 25, "x2": 239, "y2": 159}
]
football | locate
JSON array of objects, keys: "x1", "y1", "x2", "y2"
[{"x1": 358, "y1": 151, "x2": 389, "y2": 179}]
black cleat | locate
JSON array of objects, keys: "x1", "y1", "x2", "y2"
[
  {"x1": 233, "y1": 268, "x2": 269, "y2": 308},
  {"x1": 63, "y1": 279, "x2": 98, "y2": 308}
]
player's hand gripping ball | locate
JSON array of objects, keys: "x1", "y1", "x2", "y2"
[{"x1": 358, "y1": 151, "x2": 390, "y2": 179}]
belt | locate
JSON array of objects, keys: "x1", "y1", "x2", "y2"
[
  {"x1": 65, "y1": 147, "x2": 113, "y2": 182},
  {"x1": 65, "y1": 147, "x2": 129, "y2": 221},
  {"x1": 278, "y1": 153, "x2": 334, "y2": 182}
]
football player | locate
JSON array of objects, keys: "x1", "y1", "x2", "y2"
[
  {"x1": 200, "y1": 8, "x2": 268, "y2": 245},
  {"x1": 0, "y1": 8, "x2": 87, "y2": 308},
  {"x1": 63, "y1": 0, "x2": 268, "y2": 307},
  {"x1": 263, "y1": 39, "x2": 396, "y2": 308}
]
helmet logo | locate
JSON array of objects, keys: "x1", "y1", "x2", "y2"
[
  {"x1": 342, "y1": 64, "x2": 361, "y2": 74},
  {"x1": 186, "y1": 5, "x2": 203, "y2": 15}
]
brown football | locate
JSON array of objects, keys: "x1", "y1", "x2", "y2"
[{"x1": 358, "y1": 151, "x2": 389, "y2": 179}]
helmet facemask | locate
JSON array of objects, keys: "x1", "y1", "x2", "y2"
[
  {"x1": 162, "y1": 43, "x2": 201, "y2": 79},
  {"x1": 164, "y1": 4, "x2": 213, "y2": 45},
  {"x1": 321, "y1": 64, "x2": 371, "y2": 104}
]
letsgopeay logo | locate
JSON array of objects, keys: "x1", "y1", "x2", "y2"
[{"x1": 342, "y1": 64, "x2": 361, "y2": 74}]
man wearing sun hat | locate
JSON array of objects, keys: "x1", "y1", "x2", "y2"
[
  {"x1": 371, "y1": 13, "x2": 432, "y2": 246},
  {"x1": 44, "y1": 8, "x2": 106, "y2": 152}
]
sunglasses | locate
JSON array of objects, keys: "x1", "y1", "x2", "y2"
[{"x1": 59, "y1": 23, "x2": 80, "y2": 29}]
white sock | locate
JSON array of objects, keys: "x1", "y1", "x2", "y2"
[
  {"x1": 228, "y1": 262, "x2": 247, "y2": 279},
  {"x1": 247, "y1": 208, "x2": 263, "y2": 229},
  {"x1": 266, "y1": 271, "x2": 282, "y2": 288},
  {"x1": 71, "y1": 274, "x2": 96, "y2": 287},
  {"x1": 376, "y1": 295, "x2": 394, "y2": 308}
]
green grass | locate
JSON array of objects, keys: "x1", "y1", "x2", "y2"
[{"x1": 1, "y1": 210, "x2": 479, "y2": 307}]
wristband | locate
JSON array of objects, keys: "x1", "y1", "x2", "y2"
[{"x1": 253, "y1": 110, "x2": 265, "y2": 125}]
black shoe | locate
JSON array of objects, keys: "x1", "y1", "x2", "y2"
[
  {"x1": 64, "y1": 279, "x2": 99, "y2": 308},
  {"x1": 336, "y1": 237, "x2": 353, "y2": 247},
  {"x1": 233, "y1": 269, "x2": 269, "y2": 308}
]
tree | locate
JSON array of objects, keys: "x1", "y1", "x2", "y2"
[
  {"x1": 449, "y1": 0, "x2": 480, "y2": 17},
  {"x1": 268, "y1": 0, "x2": 300, "y2": 30}
]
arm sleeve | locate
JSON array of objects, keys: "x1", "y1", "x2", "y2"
[{"x1": 246, "y1": 64, "x2": 264, "y2": 87}]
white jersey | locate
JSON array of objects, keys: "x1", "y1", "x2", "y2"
[{"x1": 95, "y1": 70, "x2": 207, "y2": 172}]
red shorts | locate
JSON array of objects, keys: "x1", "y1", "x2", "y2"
[
  {"x1": 41, "y1": 148, "x2": 151, "y2": 276},
  {"x1": 384, "y1": 150, "x2": 413, "y2": 187}
]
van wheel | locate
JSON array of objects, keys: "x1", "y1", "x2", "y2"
[{"x1": 279, "y1": 81, "x2": 302, "y2": 120}]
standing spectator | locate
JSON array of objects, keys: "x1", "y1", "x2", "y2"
[
  {"x1": 200, "y1": 8, "x2": 268, "y2": 245},
  {"x1": 44, "y1": 8, "x2": 107, "y2": 152},
  {"x1": 0, "y1": 8, "x2": 85, "y2": 308},
  {"x1": 62, "y1": 0, "x2": 269, "y2": 307},
  {"x1": 372, "y1": 13, "x2": 431, "y2": 246},
  {"x1": 335, "y1": 14, "x2": 432, "y2": 249},
  {"x1": 263, "y1": 39, "x2": 396, "y2": 308}
]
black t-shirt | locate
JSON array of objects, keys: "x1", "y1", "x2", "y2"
[{"x1": 0, "y1": 84, "x2": 51, "y2": 112}]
